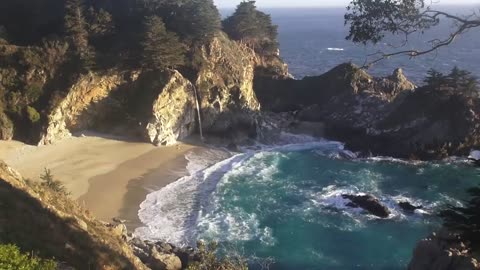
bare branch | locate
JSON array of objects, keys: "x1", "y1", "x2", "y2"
[{"x1": 360, "y1": 9, "x2": 480, "y2": 69}]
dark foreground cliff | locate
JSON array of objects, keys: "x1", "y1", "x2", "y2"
[{"x1": 0, "y1": 161, "x2": 148, "y2": 269}]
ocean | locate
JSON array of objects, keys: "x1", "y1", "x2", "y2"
[
  {"x1": 270, "y1": 7, "x2": 480, "y2": 83},
  {"x1": 135, "y1": 7, "x2": 480, "y2": 270}
]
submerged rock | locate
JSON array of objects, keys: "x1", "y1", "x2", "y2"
[
  {"x1": 398, "y1": 201, "x2": 423, "y2": 213},
  {"x1": 342, "y1": 194, "x2": 391, "y2": 218}
]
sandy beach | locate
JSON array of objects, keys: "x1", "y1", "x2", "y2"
[{"x1": 0, "y1": 133, "x2": 199, "y2": 228}]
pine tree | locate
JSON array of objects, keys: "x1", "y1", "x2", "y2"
[
  {"x1": 142, "y1": 15, "x2": 186, "y2": 70},
  {"x1": 64, "y1": 0, "x2": 93, "y2": 68},
  {"x1": 424, "y1": 69, "x2": 447, "y2": 89},
  {"x1": 168, "y1": 0, "x2": 221, "y2": 44},
  {"x1": 447, "y1": 67, "x2": 479, "y2": 97},
  {"x1": 223, "y1": 1, "x2": 278, "y2": 55}
]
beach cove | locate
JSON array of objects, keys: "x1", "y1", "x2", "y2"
[{"x1": 0, "y1": 133, "x2": 201, "y2": 229}]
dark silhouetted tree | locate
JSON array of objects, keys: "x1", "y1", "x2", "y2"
[
  {"x1": 168, "y1": 0, "x2": 221, "y2": 44},
  {"x1": 223, "y1": 1, "x2": 278, "y2": 55},
  {"x1": 424, "y1": 69, "x2": 447, "y2": 89},
  {"x1": 65, "y1": 0, "x2": 94, "y2": 68},
  {"x1": 441, "y1": 186, "x2": 480, "y2": 251}
]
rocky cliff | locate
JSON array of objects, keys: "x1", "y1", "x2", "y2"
[
  {"x1": 409, "y1": 229, "x2": 480, "y2": 270},
  {"x1": 255, "y1": 63, "x2": 480, "y2": 159},
  {"x1": 194, "y1": 34, "x2": 261, "y2": 141},
  {"x1": 0, "y1": 160, "x2": 148, "y2": 270},
  {"x1": 10, "y1": 33, "x2": 274, "y2": 146},
  {"x1": 38, "y1": 71, "x2": 128, "y2": 145}
]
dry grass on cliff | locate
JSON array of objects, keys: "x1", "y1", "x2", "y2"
[{"x1": 0, "y1": 161, "x2": 147, "y2": 270}]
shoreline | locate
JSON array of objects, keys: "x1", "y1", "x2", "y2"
[{"x1": 0, "y1": 133, "x2": 202, "y2": 228}]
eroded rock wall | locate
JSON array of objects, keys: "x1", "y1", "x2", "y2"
[
  {"x1": 39, "y1": 72, "x2": 127, "y2": 145},
  {"x1": 195, "y1": 34, "x2": 261, "y2": 141},
  {"x1": 146, "y1": 71, "x2": 197, "y2": 146}
]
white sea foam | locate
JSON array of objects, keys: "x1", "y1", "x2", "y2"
[
  {"x1": 135, "y1": 134, "x2": 456, "y2": 247},
  {"x1": 134, "y1": 135, "x2": 348, "y2": 245},
  {"x1": 327, "y1": 47, "x2": 344, "y2": 51},
  {"x1": 310, "y1": 184, "x2": 436, "y2": 222},
  {"x1": 135, "y1": 152, "x2": 254, "y2": 245}
]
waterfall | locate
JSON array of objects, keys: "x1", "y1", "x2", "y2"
[{"x1": 192, "y1": 85, "x2": 204, "y2": 141}]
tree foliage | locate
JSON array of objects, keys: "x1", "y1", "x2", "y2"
[
  {"x1": 223, "y1": 1, "x2": 279, "y2": 55},
  {"x1": 167, "y1": 0, "x2": 222, "y2": 44},
  {"x1": 345, "y1": 0, "x2": 480, "y2": 66},
  {"x1": 142, "y1": 16, "x2": 186, "y2": 70},
  {"x1": 424, "y1": 67, "x2": 478, "y2": 96},
  {"x1": 441, "y1": 186, "x2": 480, "y2": 251},
  {"x1": 64, "y1": 0, "x2": 94, "y2": 68}
]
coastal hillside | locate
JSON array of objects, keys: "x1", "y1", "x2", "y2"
[
  {"x1": 0, "y1": 160, "x2": 147, "y2": 269},
  {"x1": 1, "y1": 0, "x2": 480, "y2": 269},
  {"x1": 0, "y1": 0, "x2": 287, "y2": 146}
]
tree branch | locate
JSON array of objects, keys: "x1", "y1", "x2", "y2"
[{"x1": 362, "y1": 9, "x2": 480, "y2": 69}]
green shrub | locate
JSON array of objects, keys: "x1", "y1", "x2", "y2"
[
  {"x1": 40, "y1": 168, "x2": 69, "y2": 195},
  {"x1": 26, "y1": 106, "x2": 40, "y2": 123},
  {"x1": 0, "y1": 244, "x2": 57, "y2": 270}
]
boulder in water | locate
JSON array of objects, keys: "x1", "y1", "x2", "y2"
[
  {"x1": 342, "y1": 194, "x2": 391, "y2": 218},
  {"x1": 398, "y1": 201, "x2": 423, "y2": 213}
]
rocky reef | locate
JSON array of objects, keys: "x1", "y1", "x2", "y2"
[
  {"x1": 342, "y1": 194, "x2": 391, "y2": 218},
  {"x1": 255, "y1": 63, "x2": 480, "y2": 159}
]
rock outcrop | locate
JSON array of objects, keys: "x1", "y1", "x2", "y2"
[
  {"x1": 255, "y1": 62, "x2": 480, "y2": 159},
  {"x1": 34, "y1": 34, "x2": 270, "y2": 146},
  {"x1": 398, "y1": 201, "x2": 423, "y2": 213},
  {"x1": 0, "y1": 160, "x2": 148, "y2": 270},
  {"x1": 38, "y1": 70, "x2": 198, "y2": 146},
  {"x1": 129, "y1": 238, "x2": 194, "y2": 270},
  {"x1": 0, "y1": 110, "x2": 13, "y2": 140},
  {"x1": 195, "y1": 34, "x2": 261, "y2": 142},
  {"x1": 342, "y1": 194, "x2": 391, "y2": 218},
  {"x1": 39, "y1": 72, "x2": 128, "y2": 145},
  {"x1": 409, "y1": 229, "x2": 480, "y2": 270},
  {"x1": 145, "y1": 71, "x2": 197, "y2": 146}
]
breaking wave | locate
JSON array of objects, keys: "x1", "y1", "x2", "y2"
[{"x1": 134, "y1": 134, "x2": 478, "y2": 269}]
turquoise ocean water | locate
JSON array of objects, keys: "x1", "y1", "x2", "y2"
[{"x1": 136, "y1": 139, "x2": 480, "y2": 269}]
